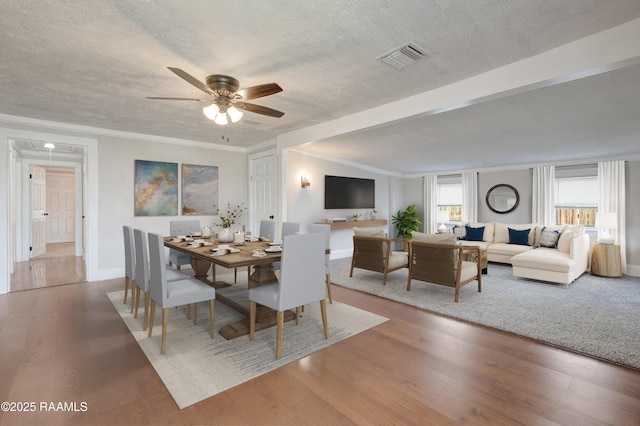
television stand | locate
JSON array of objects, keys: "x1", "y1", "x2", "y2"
[{"x1": 316, "y1": 219, "x2": 387, "y2": 230}]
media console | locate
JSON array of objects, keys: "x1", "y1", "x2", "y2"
[{"x1": 316, "y1": 219, "x2": 387, "y2": 230}]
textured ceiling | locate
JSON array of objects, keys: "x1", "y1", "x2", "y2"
[{"x1": 2, "y1": 1, "x2": 640, "y2": 174}]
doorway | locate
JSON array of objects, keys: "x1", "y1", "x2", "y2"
[{"x1": 9, "y1": 141, "x2": 87, "y2": 292}]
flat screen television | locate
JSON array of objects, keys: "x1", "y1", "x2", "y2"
[{"x1": 324, "y1": 175, "x2": 375, "y2": 209}]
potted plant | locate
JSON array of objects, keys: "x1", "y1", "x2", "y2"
[
  {"x1": 352, "y1": 213, "x2": 361, "y2": 222},
  {"x1": 213, "y1": 202, "x2": 246, "y2": 242},
  {"x1": 392, "y1": 204, "x2": 421, "y2": 241}
]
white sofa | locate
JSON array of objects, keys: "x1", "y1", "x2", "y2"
[{"x1": 455, "y1": 222, "x2": 590, "y2": 284}]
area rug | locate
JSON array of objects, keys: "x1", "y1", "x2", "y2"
[
  {"x1": 108, "y1": 278, "x2": 388, "y2": 409},
  {"x1": 331, "y1": 257, "x2": 640, "y2": 370}
]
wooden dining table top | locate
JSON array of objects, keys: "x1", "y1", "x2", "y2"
[{"x1": 164, "y1": 237, "x2": 282, "y2": 269}]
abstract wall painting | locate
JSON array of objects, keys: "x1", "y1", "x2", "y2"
[
  {"x1": 182, "y1": 164, "x2": 219, "y2": 215},
  {"x1": 134, "y1": 160, "x2": 179, "y2": 216}
]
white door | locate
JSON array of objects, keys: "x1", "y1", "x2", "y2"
[
  {"x1": 46, "y1": 171, "x2": 75, "y2": 243},
  {"x1": 31, "y1": 165, "x2": 47, "y2": 258},
  {"x1": 250, "y1": 154, "x2": 277, "y2": 235}
]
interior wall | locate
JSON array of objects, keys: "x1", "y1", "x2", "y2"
[
  {"x1": 97, "y1": 136, "x2": 247, "y2": 278},
  {"x1": 401, "y1": 162, "x2": 640, "y2": 276},
  {"x1": 478, "y1": 169, "x2": 532, "y2": 224},
  {"x1": 284, "y1": 150, "x2": 391, "y2": 258}
]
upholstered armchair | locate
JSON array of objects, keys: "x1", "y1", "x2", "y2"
[
  {"x1": 349, "y1": 227, "x2": 408, "y2": 285},
  {"x1": 407, "y1": 232, "x2": 482, "y2": 302}
]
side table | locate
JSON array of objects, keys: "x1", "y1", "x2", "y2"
[{"x1": 591, "y1": 243, "x2": 622, "y2": 277}]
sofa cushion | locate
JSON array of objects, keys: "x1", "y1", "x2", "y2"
[
  {"x1": 488, "y1": 242, "x2": 533, "y2": 257},
  {"x1": 557, "y1": 224, "x2": 585, "y2": 253},
  {"x1": 465, "y1": 225, "x2": 485, "y2": 241},
  {"x1": 508, "y1": 227, "x2": 531, "y2": 245},
  {"x1": 495, "y1": 223, "x2": 535, "y2": 245},
  {"x1": 466, "y1": 222, "x2": 494, "y2": 242},
  {"x1": 538, "y1": 226, "x2": 562, "y2": 248},
  {"x1": 511, "y1": 248, "x2": 574, "y2": 273}
]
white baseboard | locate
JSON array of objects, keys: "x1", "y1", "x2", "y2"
[{"x1": 625, "y1": 263, "x2": 640, "y2": 277}]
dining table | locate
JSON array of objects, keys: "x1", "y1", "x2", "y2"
[{"x1": 163, "y1": 236, "x2": 295, "y2": 340}]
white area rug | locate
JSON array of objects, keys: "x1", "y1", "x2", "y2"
[{"x1": 108, "y1": 278, "x2": 388, "y2": 409}]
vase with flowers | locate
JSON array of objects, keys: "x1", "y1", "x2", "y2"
[{"x1": 213, "y1": 202, "x2": 246, "y2": 242}]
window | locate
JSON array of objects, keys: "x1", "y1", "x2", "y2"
[
  {"x1": 555, "y1": 165, "x2": 598, "y2": 227},
  {"x1": 437, "y1": 175, "x2": 462, "y2": 221}
]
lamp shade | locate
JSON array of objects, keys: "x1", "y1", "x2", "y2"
[
  {"x1": 203, "y1": 104, "x2": 220, "y2": 120},
  {"x1": 595, "y1": 212, "x2": 617, "y2": 229},
  {"x1": 227, "y1": 106, "x2": 243, "y2": 123}
]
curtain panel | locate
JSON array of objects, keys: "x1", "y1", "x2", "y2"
[
  {"x1": 423, "y1": 175, "x2": 438, "y2": 234},
  {"x1": 462, "y1": 171, "x2": 478, "y2": 222},
  {"x1": 598, "y1": 160, "x2": 626, "y2": 273},
  {"x1": 532, "y1": 166, "x2": 555, "y2": 225}
]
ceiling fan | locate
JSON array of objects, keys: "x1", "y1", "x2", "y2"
[{"x1": 147, "y1": 67, "x2": 284, "y2": 125}]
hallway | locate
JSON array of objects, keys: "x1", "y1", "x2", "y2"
[{"x1": 10, "y1": 242, "x2": 85, "y2": 292}]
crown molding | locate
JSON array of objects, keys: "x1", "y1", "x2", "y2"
[{"x1": 0, "y1": 113, "x2": 246, "y2": 153}]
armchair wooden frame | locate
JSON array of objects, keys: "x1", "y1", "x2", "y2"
[
  {"x1": 350, "y1": 235, "x2": 408, "y2": 285},
  {"x1": 407, "y1": 242, "x2": 482, "y2": 302}
]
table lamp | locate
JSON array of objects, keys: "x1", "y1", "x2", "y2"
[
  {"x1": 437, "y1": 210, "x2": 450, "y2": 234},
  {"x1": 595, "y1": 212, "x2": 617, "y2": 245}
]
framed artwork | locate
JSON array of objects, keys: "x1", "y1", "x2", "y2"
[
  {"x1": 182, "y1": 163, "x2": 219, "y2": 215},
  {"x1": 134, "y1": 160, "x2": 179, "y2": 216}
]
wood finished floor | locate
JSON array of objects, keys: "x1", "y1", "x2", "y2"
[
  {"x1": 10, "y1": 243, "x2": 85, "y2": 292},
  {"x1": 1, "y1": 275, "x2": 639, "y2": 425}
]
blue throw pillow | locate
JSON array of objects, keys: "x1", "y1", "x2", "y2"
[
  {"x1": 465, "y1": 225, "x2": 485, "y2": 241},
  {"x1": 538, "y1": 226, "x2": 561, "y2": 248},
  {"x1": 508, "y1": 227, "x2": 530, "y2": 246}
]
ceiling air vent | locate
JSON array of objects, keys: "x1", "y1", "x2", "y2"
[{"x1": 377, "y1": 42, "x2": 430, "y2": 70}]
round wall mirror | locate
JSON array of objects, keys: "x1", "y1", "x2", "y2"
[{"x1": 486, "y1": 184, "x2": 520, "y2": 214}]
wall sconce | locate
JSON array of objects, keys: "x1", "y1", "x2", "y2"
[{"x1": 301, "y1": 176, "x2": 310, "y2": 189}]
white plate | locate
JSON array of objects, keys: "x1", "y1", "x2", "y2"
[{"x1": 265, "y1": 246, "x2": 282, "y2": 253}]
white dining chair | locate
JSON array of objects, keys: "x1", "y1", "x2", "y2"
[
  {"x1": 147, "y1": 232, "x2": 216, "y2": 355},
  {"x1": 133, "y1": 228, "x2": 191, "y2": 330},
  {"x1": 168, "y1": 220, "x2": 201, "y2": 270},
  {"x1": 122, "y1": 225, "x2": 136, "y2": 305},
  {"x1": 249, "y1": 233, "x2": 329, "y2": 360},
  {"x1": 241, "y1": 219, "x2": 277, "y2": 280},
  {"x1": 309, "y1": 223, "x2": 332, "y2": 303},
  {"x1": 272, "y1": 221, "x2": 300, "y2": 272}
]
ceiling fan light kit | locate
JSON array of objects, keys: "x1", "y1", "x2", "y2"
[{"x1": 148, "y1": 67, "x2": 284, "y2": 126}]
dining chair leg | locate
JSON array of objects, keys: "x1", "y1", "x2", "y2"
[
  {"x1": 276, "y1": 310, "x2": 284, "y2": 360},
  {"x1": 320, "y1": 299, "x2": 329, "y2": 339},
  {"x1": 249, "y1": 301, "x2": 256, "y2": 340},
  {"x1": 124, "y1": 277, "x2": 130, "y2": 304},
  {"x1": 193, "y1": 303, "x2": 198, "y2": 325},
  {"x1": 148, "y1": 300, "x2": 156, "y2": 337},
  {"x1": 143, "y1": 292, "x2": 150, "y2": 331},
  {"x1": 234, "y1": 268, "x2": 237, "y2": 284},
  {"x1": 187, "y1": 304, "x2": 191, "y2": 320},
  {"x1": 161, "y1": 308, "x2": 169, "y2": 354},
  {"x1": 326, "y1": 274, "x2": 333, "y2": 303},
  {"x1": 209, "y1": 300, "x2": 215, "y2": 339},
  {"x1": 130, "y1": 280, "x2": 137, "y2": 313},
  {"x1": 134, "y1": 287, "x2": 141, "y2": 318},
  {"x1": 295, "y1": 307, "x2": 301, "y2": 325}
]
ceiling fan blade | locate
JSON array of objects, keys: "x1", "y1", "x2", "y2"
[
  {"x1": 236, "y1": 83, "x2": 283, "y2": 101},
  {"x1": 146, "y1": 97, "x2": 211, "y2": 102},
  {"x1": 167, "y1": 67, "x2": 211, "y2": 94},
  {"x1": 240, "y1": 102, "x2": 285, "y2": 118}
]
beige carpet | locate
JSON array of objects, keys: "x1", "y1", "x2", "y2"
[{"x1": 108, "y1": 277, "x2": 388, "y2": 409}]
